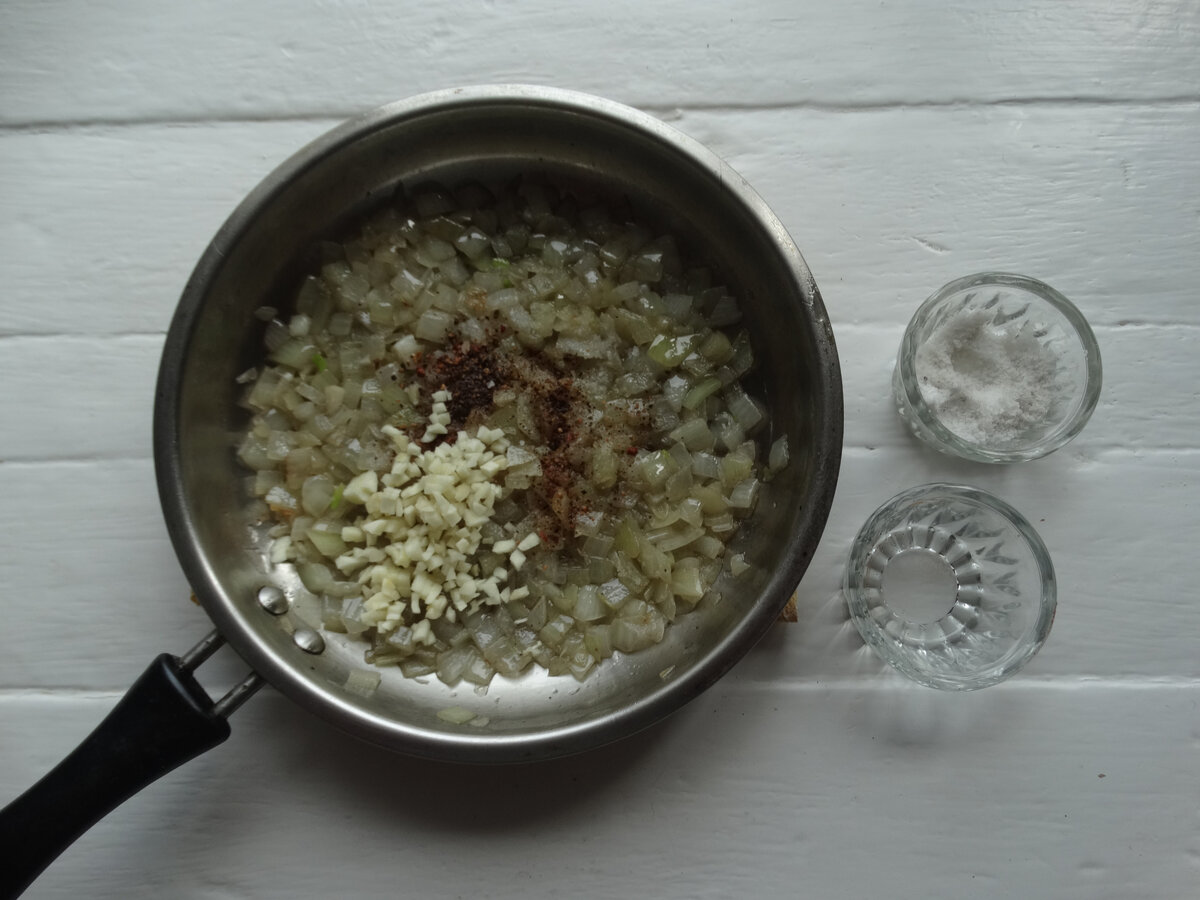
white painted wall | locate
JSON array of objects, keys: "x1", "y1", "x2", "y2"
[{"x1": 1, "y1": 2, "x2": 1197, "y2": 897}]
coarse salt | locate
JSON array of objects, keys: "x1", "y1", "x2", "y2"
[{"x1": 914, "y1": 308, "x2": 1057, "y2": 445}]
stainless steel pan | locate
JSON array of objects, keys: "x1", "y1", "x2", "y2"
[{"x1": 0, "y1": 86, "x2": 842, "y2": 896}]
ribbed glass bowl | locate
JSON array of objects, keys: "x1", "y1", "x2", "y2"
[
  {"x1": 844, "y1": 484, "x2": 1056, "y2": 690},
  {"x1": 893, "y1": 273, "x2": 1102, "y2": 463}
]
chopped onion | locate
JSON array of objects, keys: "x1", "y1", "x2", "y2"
[
  {"x1": 652, "y1": 524, "x2": 704, "y2": 553},
  {"x1": 463, "y1": 651, "x2": 496, "y2": 686},
  {"x1": 670, "y1": 559, "x2": 707, "y2": 602},
  {"x1": 599, "y1": 578, "x2": 630, "y2": 609},
  {"x1": 670, "y1": 417, "x2": 715, "y2": 452},
  {"x1": 306, "y1": 523, "x2": 347, "y2": 557},
  {"x1": 768, "y1": 434, "x2": 790, "y2": 474},
  {"x1": 706, "y1": 511, "x2": 736, "y2": 534},
  {"x1": 682, "y1": 376, "x2": 722, "y2": 410},
  {"x1": 556, "y1": 336, "x2": 612, "y2": 359},
  {"x1": 413, "y1": 308, "x2": 453, "y2": 342},
  {"x1": 436, "y1": 644, "x2": 477, "y2": 686},
  {"x1": 344, "y1": 669, "x2": 381, "y2": 697},
  {"x1": 584, "y1": 624, "x2": 614, "y2": 660},
  {"x1": 729, "y1": 331, "x2": 755, "y2": 376},
  {"x1": 573, "y1": 584, "x2": 605, "y2": 621},
  {"x1": 725, "y1": 383, "x2": 765, "y2": 433},
  {"x1": 698, "y1": 330, "x2": 734, "y2": 364},
  {"x1": 648, "y1": 333, "x2": 699, "y2": 368},
  {"x1": 253, "y1": 469, "x2": 283, "y2": 496},
  {"x1": 706, "y1": 294, "x2": 742, "y2": 327},
  {"x1": 301, "y1": 474, "x2": 335, "y2": 516},
  {"x1": 242, "y1": 179, "x2": 777, "y2": 688},
  {"x1": 456, "y1": 228, "x2": 491, "y2": 259},
  {"x1": 690, "y1": 535, "x2": 725, "y2": 559},
  {"x1": 690, "y1": 450, "x2": 721, "y2": 480},
  {"x1": 397, "y1": 659, "x2": 433, "y2": 679},
  {"x1": 637, "y1": 541, "x2": 672, "y2": 580},
  {"x1": 728, "y1": 478, "x2": 762, "y2": 511},
  {"x1": 538, "y1": 614, "x2": 574, "y2": 649},
  {"x1": 611, "y1": 601, "x2": 666, "y2": 652},
  {"x1": 264, "y1": 484, "x2": 297, "y2": 511},
  {"x1": 485, "y1": 287, "x2": 522, "y2": 311},
  {"x1": 437, "y1": 706, "x2": 476, "y2": 724},
  {"x1": 720, "y1": 450, "x2": 755, "y2": 491},
  {"x1": 661, "y1": 293, "x2": 694, "y2": 321}
]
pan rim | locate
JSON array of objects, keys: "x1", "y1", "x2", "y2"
[{"x1": 153, "y1": 84, "x2": 843, "y2": 763}]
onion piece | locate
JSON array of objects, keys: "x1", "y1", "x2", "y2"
[
  {"x1": 413, "y1": 308, "x2": 453, "y2": 342},
  {"x1": 456, "y1": 228, "x2": 491, "y2": 259},
  {"x1": 647, "y1": 333, "x2": 699, "y2": 368},
  {"x1": 436, "y1": 644, "x2": 477, "y2": 686},
  {"x1": 298, "y1": 562, "x2": 333, "y2": 594},
  {"x1": 598, "y1": 578, "x2": 631, "y2": 610},
  {"x1": 301, "y1": 474, "x2": 335, "y2": 516},
  {"x1": 437, "y1": 706, "x2": 476, "y2": 724},
  {"x1": 690, "y1": 534, "x2": 725, "y2": 559},
  {"x1": 706, "y1": 294, "x2": 742, "y2": 327},
  {"x1": 682, "y1": 376, "x2": 722, "y2": 410},
  {"x1": 670, "y1": 559, "x2": 707, "y2": 602},
  {"x1": 611, "y1": 601, "x2": 666, "y2": 652},
  {"x1": 400, "y1": 657, "x2": 436, "y2": 678},
  {"x1": 729, "y1": 330, "x2": 755, "y2": 375},
  {"x1": 669, "y1": 417, "x2": 715, "y2": 452},
  {"x1": 584, "y1": 624, "x2": 615, "y2": 660},
  {"x1": 768, "y1": 435, "x2": 790, "y2": 474},
  {"x1": 538, "y1": 614, "x2": 574, "y2": 649},
  {"x1": 573, "y1": 585, "x2": 606, "y2": 622},
  {"x1": 690, "y1": 451, "x2": 721, "y2": 480},
  {"x1": 728, "y1": 478, "x2": 761, "y2": 511},
  {"x1": 307, "y1": 523, "x2": 347, "y2": 558},
  {"x1": 698, "y1": 330, "x2": 734, "y2": 364},
  {"x1": 344, "y1": 669, "x2": 381, "y2": 697},
  {"x1": 263, "y1": 319, "x2": 291, "y2": 351},
  {"x1": 713, "y1": 411, "x2": 747, "y2": 453},
  {"x1": 725, "y1": 383, "x2": 765, "y2": 433},
  {"x1": 653, "y1": 524, "x2": 705, "y2": 553}
]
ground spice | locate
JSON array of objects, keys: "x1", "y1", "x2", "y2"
[
  {"x1": 410, "y1": 336, "x2": 645, "y2": 550},
  {"x1": 427, "y1": 341, "x2": 504, "y2": 422},
  {"x1": 505, "y1": 352, "x2": 593, "y2": 547}
]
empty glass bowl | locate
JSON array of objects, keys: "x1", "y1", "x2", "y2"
[
  {"x1": 893, "y1": 273, "x2": 1102, "y2": 463},
  {"x1": 844, "y1": 484, "x2": 1056, "y2": 690}
]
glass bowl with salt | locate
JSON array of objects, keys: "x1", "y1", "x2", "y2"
[{"x1": 893, "y1": 273, "x2": 1102, "y2": 463}]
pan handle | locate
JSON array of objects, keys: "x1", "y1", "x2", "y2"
[{"x1": 0, "y1": 631, "x2": 263, "y2": 898}]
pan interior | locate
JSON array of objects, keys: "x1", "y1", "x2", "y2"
[{"x1": 156, "y1": 89, "x2": 841, "y2": 762}]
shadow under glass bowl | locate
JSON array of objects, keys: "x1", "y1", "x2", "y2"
[{"x1": 844, "y1": 483, "x2": 1056, "y2": 691}]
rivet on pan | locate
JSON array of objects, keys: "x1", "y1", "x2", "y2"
[
  {"x1": 293, "y1": 628, "x2": 326, "y2": 655},
  {"x1": 256, "y1": 585, "x2": 289, "y2": 615}
]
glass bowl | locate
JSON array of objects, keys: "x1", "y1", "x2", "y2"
[
  {"x1": 844, "y1": 484, "x2": 1056, "y2": 690},
  {"x1": 893, "y1": 273, "x2": 1102, "y2": 463}
]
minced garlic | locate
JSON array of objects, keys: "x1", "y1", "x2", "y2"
[{"x1": 272, "y1": 391, "x2": 539, "y2": 644}]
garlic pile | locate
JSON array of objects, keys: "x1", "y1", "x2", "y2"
[{"x1": 274, "y1": 391, "x2": 540, "y2": 645}]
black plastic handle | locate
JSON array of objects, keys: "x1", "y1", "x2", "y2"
[{"x1": 0, "y1": 651, "x2": 239, "y2": 898}]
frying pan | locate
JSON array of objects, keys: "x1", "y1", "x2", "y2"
[{"x1": 0, "y1": 86, "x2": 842, "y2": 896}]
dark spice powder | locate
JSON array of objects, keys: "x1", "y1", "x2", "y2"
[{"x1": 413, "y1": 335, "x2": 644, "y2": 551}]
